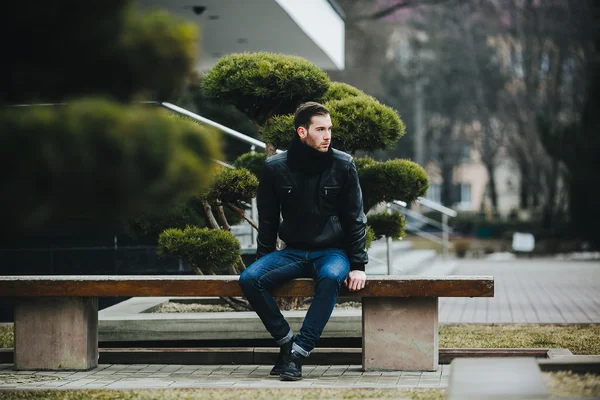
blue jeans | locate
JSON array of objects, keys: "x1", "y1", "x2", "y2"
[{"x1": 238, "y1": 247, "x2": 350, "y2": 356}]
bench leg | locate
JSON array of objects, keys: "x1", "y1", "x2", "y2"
[
  {"x1": 14, "y1": 297, "x2": 98, "y2": 370},
  {"x1": 362, "y1": 297, "x2": 438, "y2": 371}
]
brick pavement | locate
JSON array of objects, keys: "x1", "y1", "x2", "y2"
[
  {"x1": 0, "y1": 363, "x2": 450, "y2": 390},
  {"x1": 440, "y1": 259, "x2": 600, "y2": 323}
]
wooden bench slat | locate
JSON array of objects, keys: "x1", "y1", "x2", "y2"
[{"x1": 0, "y1": 275, "x2": 494, "y2": 297}]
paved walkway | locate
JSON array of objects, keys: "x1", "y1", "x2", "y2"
[
  {"x1": 0, "y1": 363, "x2": 450, "y2": 390},
  {"x1": 440, "y1": 259, "x2": 600, "y2": 323}
]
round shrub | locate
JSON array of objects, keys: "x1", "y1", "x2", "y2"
[
  {"x1": 202, "y1": 52, "x2": 330, "y2": 125},
  {"x1": 367, "y1": 211, "x2": 406, "y2": 240},
  {"x1": 204, "y1": 167, "x2": 259, "y2": 204},
  {"x1": 158, "y1": 226, "x2": 240, "y2": 274},
  {"x1": 321, "y1": 82, "x2": 368, "y2": 102},
  {"x1": 326, "y1": 97, "x2": 406, "y2": 153},
  {"x1": 365, "y1": 225, "x2": 376, "y2": 250},
  {"x1": 354, "y1": 156, "x2": 378, "y2": 171},
  {"x1": 262, "y1": 96, "x2": 407, "y2": 154},
  {"x1": 262, "y1": 114, "x2": 295, "y2": 150},
  {"x1": 358, "y1": 159, "x2": 429, "y2": 212},
  {"x1": 233, "y1": 152, "x2": 267, "y2": 179},
  {"x1": 0, "y1": 99, "x2": 220, "y2": 234}
]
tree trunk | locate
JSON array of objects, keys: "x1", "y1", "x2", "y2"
[
  {"x1": 519, "y1": 167, "x2": 529, "y2": 209},
  {"x1": 485, "y1": 162, "x2": 499, "y2": 217},
  {"x1": 202, "y1": 200, "x2": 221, "y2": 230},
  {"x1": 215, "y1": 205, "x2": 231, "y2": 231}
]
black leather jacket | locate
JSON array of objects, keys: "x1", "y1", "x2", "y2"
[{"x1": 256, "y1": 149, "x2": 368, "y2": 270}]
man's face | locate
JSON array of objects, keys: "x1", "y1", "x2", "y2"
[{"x1": 298, "y1": 114, "x2": 332, "y2": 152}]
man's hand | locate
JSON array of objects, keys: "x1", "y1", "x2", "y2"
[{"x1": 344, "y1": 270, "x2": 366, "y2": 291}]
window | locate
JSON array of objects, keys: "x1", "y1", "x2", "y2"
[
  {"x1": 426, "y1": 183, "x2": 441, "y2": 203},
  {"x1": 460, "y1": 144, "x2": 471, "y2": 164},
  {"x1": 458, "y1": 183, "x2": 472, "y2": 208}
]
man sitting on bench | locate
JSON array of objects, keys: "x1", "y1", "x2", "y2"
[{"x1": 239, "y1": 102, "x2": 369, "y2": 381}]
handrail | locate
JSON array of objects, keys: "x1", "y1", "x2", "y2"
[
  {"x1": 160, "y1": 102, "x2": 283, "y2": 154},
  {"x1": 416, "y1": 197, "x2": 458, "y2": 217},
  {"x1": 391, "y1": 203, "x2": 445, "y2": 230}
]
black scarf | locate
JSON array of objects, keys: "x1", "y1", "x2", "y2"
[{"x1": 286, "y1": 135, "x2": 334, "y2": 175}]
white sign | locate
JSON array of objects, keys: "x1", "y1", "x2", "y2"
[{"x1": 512, "y1": 232, "x2": 535, "y2": 252}]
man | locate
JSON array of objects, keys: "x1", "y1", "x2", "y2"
[{"x1": 239, "y1": 101, "x2": 368, "y2": 381}]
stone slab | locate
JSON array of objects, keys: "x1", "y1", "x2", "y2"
[{"x1": 446, "y1": 357, "x2": 549, "y2": 399}]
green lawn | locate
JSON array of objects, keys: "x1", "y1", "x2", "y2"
[{"x1": 2, "y1": 324, "x2": 598, "y2": 354}]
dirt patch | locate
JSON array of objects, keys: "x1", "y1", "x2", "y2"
[
  {"x1": 153, "y1": 301, "x2": 362, "y2": 313},
  {"x1": 0, "y1": 373, "x2": 62, "y2": 384}
]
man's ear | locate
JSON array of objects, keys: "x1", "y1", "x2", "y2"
[{"x1": 297, "y1": 126, "x2": 307, "y2": 138}]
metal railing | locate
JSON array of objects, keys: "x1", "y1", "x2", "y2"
[{"x1": 391, "y1": 198, "x2": 457, "y2": 260}]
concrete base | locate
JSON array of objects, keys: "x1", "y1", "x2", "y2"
[
  {"x1": 14, "y1": 297, "x2": 98, "y2": 370},
  {"x1": 362, "y1": 297, "x2": 438, "y2": 371}
]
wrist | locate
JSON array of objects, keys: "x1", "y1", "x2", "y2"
[{"x1": 350, "y1": 262, "x2": 365, "y2": 272}]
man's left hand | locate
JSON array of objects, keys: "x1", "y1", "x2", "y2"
[{"x1": 344, "y1": 270, "x2": 366, "y2": 291}]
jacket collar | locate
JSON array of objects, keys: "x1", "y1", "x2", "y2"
[{"x1": 286, "y1": 135, "x2": 333, "y2": 175}]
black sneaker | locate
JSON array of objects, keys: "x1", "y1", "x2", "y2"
[
  {"x1": 280, "y1": 350, "x2": 305, "y2": 381},
  {"x1": 269, "y1": 339, "x2": 293, "y2": 376}
]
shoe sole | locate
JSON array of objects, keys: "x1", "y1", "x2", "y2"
[
  {"x1": 269, "y1": 370, "x2": 281, "y2": 376},
  {"x1": 280, "y1": 374, "x2": 303, "y2": 381}
]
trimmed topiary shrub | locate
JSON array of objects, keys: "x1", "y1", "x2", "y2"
[
  {"x1": 365, "y1": 225, "x2": 376, "y2": 250},
  {"x1": 201, "y1": 52, "x2": 330, "y2": 126},
  {"x1": 367, "y1": 211, "x2": 406, "y2": 240},
  {"x1": 203, "y1": 167, "x2": 259, "y2": 205},
  {"x1": 327, "y1": 97, "x2": 406, "y2": 153},
  {"x1": 158, "y1": 226, "x2": 240, "y2": 274},
  {"x1": 262, "y1": 96, "x2": 406, "y2": 154},
  {"x1": 233, "y1": 152, "x2": 267, "y2": 179},
  {"x1": 354, "y1": 156, "x2": 378, "y2": 171},
  {"x1": 321, "y1": 81, "x2": 369, "y2": 102},
  {"x1": 0, "y1": 99, "x2": 220, "y2": 233},
  {"x1": 357, "y1": 158, "x2": 429, "y2": 212},
  {"x1": 262, "y1": 114, "x2": 295, "y2": 151}
]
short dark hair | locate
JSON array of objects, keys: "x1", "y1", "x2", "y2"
[{"x1": 294, "y1": 101, "x2": 330, "y2": 131}]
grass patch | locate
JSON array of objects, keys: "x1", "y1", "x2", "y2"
[
  {"x1": 0, "y1": 388, "x2": 444, "y2": 400},
  {"x1": 544, "y1": 371, "x2": 600, "y2": 398},
  {"x1": 440, "y1": 324, "x2": 600, "y2": 355},
  {"x1": 0, "y1": 325, "x2": 12, "y2": 348},
  {"x1": 0, "y1": 324, "x2": 598, "y2": 354}
]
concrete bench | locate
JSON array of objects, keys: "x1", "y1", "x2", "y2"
[{"x1": 0, "y1": 275, "x2": 494, "y2": 371}]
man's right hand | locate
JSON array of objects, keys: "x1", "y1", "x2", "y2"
[{"x1": 344, "y1": 270, "x2": 366, "y2": 291}]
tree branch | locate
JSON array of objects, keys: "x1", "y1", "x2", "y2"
[
  {"x1": 215, "y1": 205, "x2": 231, "y2": 231},
  {"x1": 224, "y1": 203, "x2": 259, "y2": 231},
  {"x1": 202, "y1": 200, "x2": 221, "y2": 230},
  {"x1": 353, "y1": 0, "x2": 451, "y2": 21}
]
